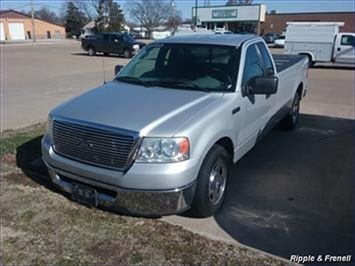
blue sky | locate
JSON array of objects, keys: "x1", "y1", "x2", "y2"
[{"x1": 1, "y1": 0, "x2": 354, "y2": 19}]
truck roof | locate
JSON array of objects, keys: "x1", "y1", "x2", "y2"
[{"x1": 155, "y1": 34, "x2": 258, "y2": 47}]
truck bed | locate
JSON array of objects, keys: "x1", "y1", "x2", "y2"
[{"x1": 272, "y1": 54, "x2": 307, "y2": 73}]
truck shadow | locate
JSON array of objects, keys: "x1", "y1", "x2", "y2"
[
  {"x1": 312, "y1": 65, "x2": 355, "y2": 71},
  {"x1": 214, "y1": 114, "x2": 354, "y2": 260}
]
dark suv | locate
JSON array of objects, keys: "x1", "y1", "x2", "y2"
[{"x1": 81, "y1": 33, "x2": 146, "y2": 58}]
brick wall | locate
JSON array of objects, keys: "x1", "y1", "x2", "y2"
[
  {"x1": 0, "y1": 17, "x2": 65, "y2": 40},
  {"x1": 261, "y1": 12, "x2": 355, "y2": 35}
]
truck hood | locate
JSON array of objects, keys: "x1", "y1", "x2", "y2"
[{"x1": 52, "y1": 81, "x2": 222, "y2": 136}]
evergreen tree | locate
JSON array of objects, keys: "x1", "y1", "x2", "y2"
[
  {"x1": 65, "y1": 2, "x2": 88, "y2": 37},
  {"x1": 95, "y1": 0, "x2": 124, "y2": 32}
]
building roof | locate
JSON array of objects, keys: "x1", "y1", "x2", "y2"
[
  {"x1": 266, "y1": 11, "x2": 355, "y2": 16},
  {"x1": 0, "y1": 9, "x2": 65, "y2": 28},
  {"x1": 83, "y1": 20, "x2": 95, "y2": 29},
  {"x1": 156, "y1": 34, "x2": 258, "y2": 46},
  {"x1": 0, "y1": 9, "x2": 30, "y2": 19}
]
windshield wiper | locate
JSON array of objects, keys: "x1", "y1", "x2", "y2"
[
  {"x1": 115, "y1": 76, "x2": 150, "y2": 87},
  {"x1": 151, "y1": 80, "x2": 210, "y2": 93}
]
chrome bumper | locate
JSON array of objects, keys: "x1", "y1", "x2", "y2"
[{"x1": 44, "y1": 159, "x2": 196, "y2": 216}]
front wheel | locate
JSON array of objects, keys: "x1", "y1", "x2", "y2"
[
  {"x1": 88, "y1": 47, "x2": 96, "y2": 56},
  {"x1": 280, "y1": 92, "x2": 300, "y2": 130},
  {"x1": 123, "y1": 48, "x2": 132, "y2": 58},
  {"x1": 191, "y1": 145, "x2": 230, "y2": 218}
]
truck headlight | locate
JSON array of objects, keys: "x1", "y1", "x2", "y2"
[
  {"x1": 132, "y1": 44, "x2": 140, "y2": 50},
  {"x1": 136, "y1": 137, "x2": 189, "y2": 163},
  {"x1": 46, "y1": 114, "x2": 53, "y2": 141}
]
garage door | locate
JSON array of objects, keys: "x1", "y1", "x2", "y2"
[
  {"x1": 9, "y1": 23, "x2": 25, "y2": 40},
  {"x1": 0, "y1": 23, "x2": 4, "y2": 41}
]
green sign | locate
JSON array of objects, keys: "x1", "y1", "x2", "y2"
[{"x1": 212, "y1": 9, "x2": 238, "y2": 19}]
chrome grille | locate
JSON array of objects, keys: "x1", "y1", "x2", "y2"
[{"x1": 52, "y1": 120, "x2": 136, "y2": 170}]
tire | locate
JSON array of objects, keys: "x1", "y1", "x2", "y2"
[
  {"x1": 123, "y1": 48, "x2": 132, "y2": 58},
  {"x1": 191, "y1": 144, "x2": 231, "y2": 218},
  {"x1": 103, "y1": 52, "x2": 109, "y2": 56},
  {"x1": 280, "y1": 92, "x2": 301, "y2": 130},
  {"x1": 88, "y1": 46, "x2": 96, "y2": 56}
]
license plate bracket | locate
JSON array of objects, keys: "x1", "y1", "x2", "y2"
[{"x1": 71, "y1": 183, "x2": 97, "y2": 207}]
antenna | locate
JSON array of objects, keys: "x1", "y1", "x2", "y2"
[{"x1": 102, "y1": 57, "x2": 107, "y2": 84}]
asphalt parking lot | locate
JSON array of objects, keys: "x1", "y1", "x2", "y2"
[{"x1": 1, "y1": 41, "x2": 354, "y2": 261}]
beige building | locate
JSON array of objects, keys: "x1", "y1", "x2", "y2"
[{"x1": 0, "y1": 9, "x2": 65, "y2": 41}]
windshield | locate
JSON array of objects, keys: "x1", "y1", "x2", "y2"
[{"x1": 116, "y1": 43, "x2": 240, "y2": 92}]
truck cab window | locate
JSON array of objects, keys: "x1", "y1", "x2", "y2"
[
  {"x1": 242, "y1": 44, "x2": 264, "y2": 87},
  {"x1": 257, "y1": 42, "x2": 275, "y2": 76},
  {"x1": 341, "y1": 35, "x2": 355, "y2": 46}
]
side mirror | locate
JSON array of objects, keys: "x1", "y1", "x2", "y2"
[
  {"x1": 114, "y1": 65, "x2": 124, "y2": 76},
  {"x1": 247, "y1": 76, "x2": 278, "y2": 95}
]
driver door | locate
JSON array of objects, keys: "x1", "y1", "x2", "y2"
[
  {"x1": 239, "y1": 42, "x2": 277, "y2": 146},
  {"x1": 334, "y1": 34, "x2": 355, "y2": 64},
  {"x1": 110, "y1": 35, "x2": 124, "y2": 55}
]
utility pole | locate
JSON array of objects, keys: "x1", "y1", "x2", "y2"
[
  {"x1": 31, "y1": 0, "x2": 36, "y2": 42},
  {"x1": 194, "y1": 0, "x2": 198, "y2": 29},
  {"x1": 171, "y1": 0, "x2": 176, "y2": 32}
]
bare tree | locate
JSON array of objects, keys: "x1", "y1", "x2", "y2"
[
  {"x1": 128, "y1": 0, "x2": 173, "y2": 36},
  {"x1": 226, "y1": 0, "x2": 253, "y2": 5},
  {"x1": 74, "y1": 0, "x2": 94, "y2": 20}
]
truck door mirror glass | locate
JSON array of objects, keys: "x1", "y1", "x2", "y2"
[
  {"x1": 248, "y1": 76, "x2": 278, "y2": 95},
  {"x1": 114, "y1": 65, "x2": 124, "y2": 76}
]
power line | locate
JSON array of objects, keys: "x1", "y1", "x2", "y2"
[{"x1": 6, "y1": 3, "x2": 31, "y2": 10}]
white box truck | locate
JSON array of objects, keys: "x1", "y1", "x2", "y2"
[{"x1": 284, "y1": 22, "x2": 354, "y2": 66}]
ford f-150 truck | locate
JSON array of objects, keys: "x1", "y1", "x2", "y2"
[
  {"x1": 42, "y1": 34, "x2": 309, "y2": 217},
  {"x1": 81, "y1": 32, "x2": 146, "y2": 58}
]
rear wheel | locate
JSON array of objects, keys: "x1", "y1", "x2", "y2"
[
  {"x1": 191, "y1": 145, "x2": 230, "y2": 218},
  {"x1": 103, "y1": 52, "x2": 109, "y2": 56},
  {"x1": 280, "y1": 92, "x2": 300, "y2": 130},
  {"x1": 88, "y1": 46, "x2": 96, "y2": 56}
]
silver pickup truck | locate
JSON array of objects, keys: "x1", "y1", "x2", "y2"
[{"x1": 42, "y1": 35, "x2": 309, "y2": 217}]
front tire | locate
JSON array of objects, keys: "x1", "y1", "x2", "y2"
[
  {"x1": 88, "y1": 46, "x2": 96, "y2": 56},
  {"x1": 280, "y1": 92, "x2": 300, "y2": 130},
  {"x1": 123, "y1": 48, "x2": 132, "y2": 58},
  {"x1": 191, "y1": 145, "x2": 230, "y2": 218}
]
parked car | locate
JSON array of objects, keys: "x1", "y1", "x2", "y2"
[
  {"x1": 81, "y1": 33, "x2": 146, "y2": 58},
  {"x1": 42, "y1": 35, "x2": 309, "y2": 217},
  {"x1": 263, "y1": 32, "x2": 279, "y2": 43},
  {"x1": 151, "y1": 31, "x2": 171, "y2": 40},
  {"x1": 274, "y1": 35, "x2": 286, "y2": 48},
  {"x1": 214, "y1": 30, "x2": 233, "y2": 35},
  {"x1": 284, "y1": 22, "x2": 354, "y2": 66}
]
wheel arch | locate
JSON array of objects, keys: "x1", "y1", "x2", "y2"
[{"x1": 299, "y1": 52, "x2": 314, "y2": 66}]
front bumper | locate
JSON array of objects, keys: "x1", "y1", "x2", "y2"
[
  {"x1": 42, "y1": 136, "x2": 199, "y2": 216},
  {"x1": 44, "y1": 160, "x2": 196, "y2": 216}
]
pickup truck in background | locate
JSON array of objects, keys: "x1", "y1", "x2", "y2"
[
  {"x1": 42, "y1": 35, "x2": 309, "y2": 217},
  {"x1": 81, "y1": 32, "x2": 146, "y2": 58},
  {"x1": 284, "y1": 22, "x2": 355, "y2": 66}
]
